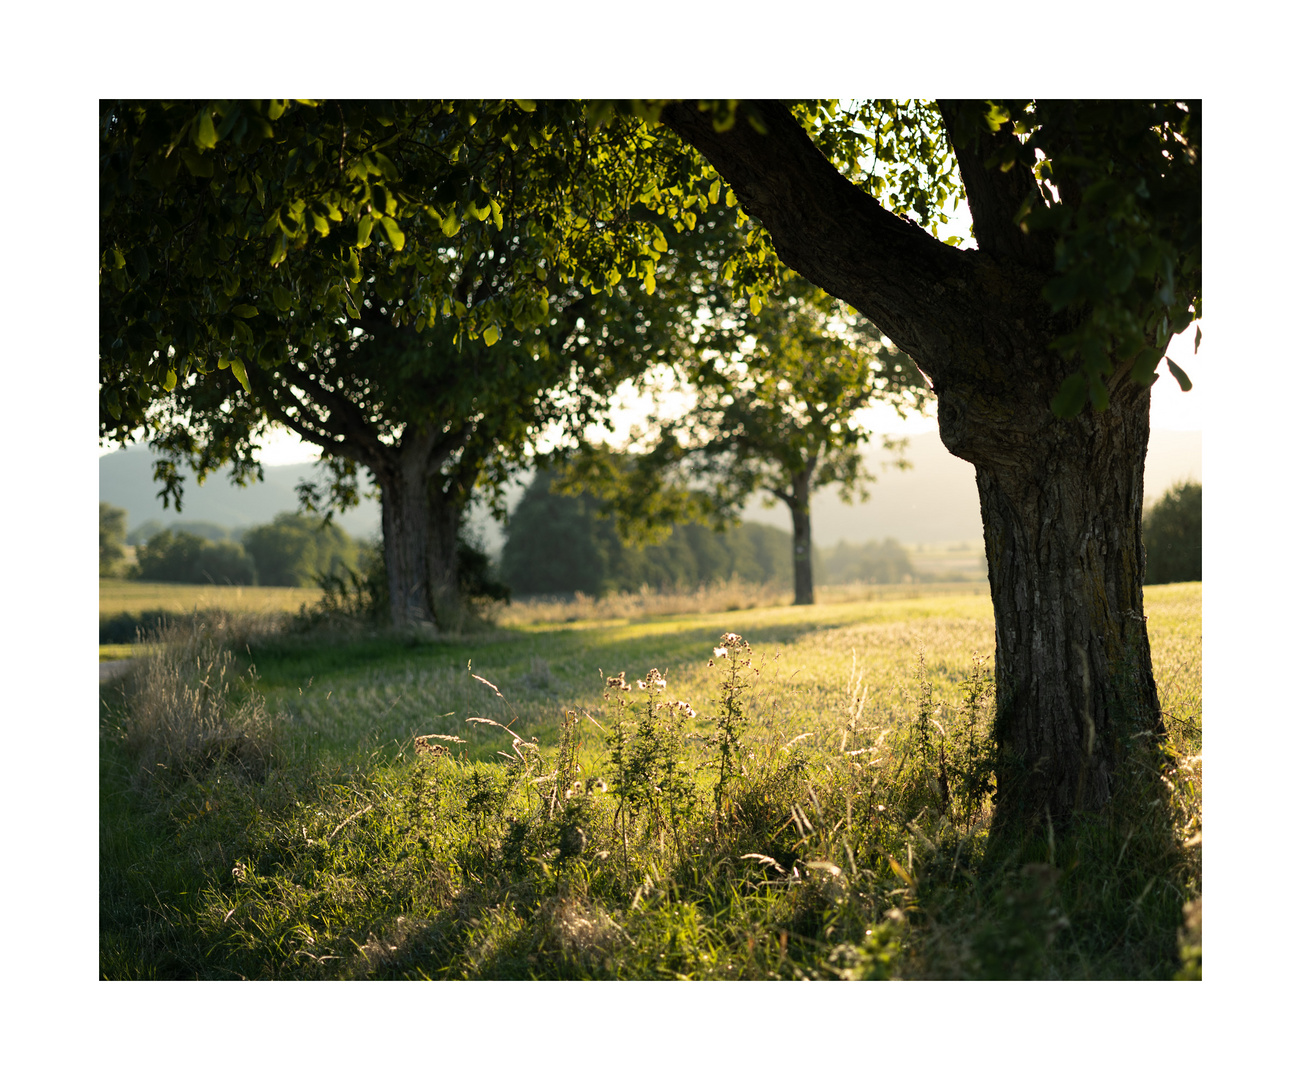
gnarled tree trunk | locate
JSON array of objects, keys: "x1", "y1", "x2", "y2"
[
  {"x1": 663, "y1": 99, "x2": 1173, "y2": 832},
  {"x1": 935, "y1": 336, "x2": 1162, "y2": 829}
]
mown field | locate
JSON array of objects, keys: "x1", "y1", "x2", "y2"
[{"x1": 100, "y1": 581, "x2": 1200, "y2": 980}]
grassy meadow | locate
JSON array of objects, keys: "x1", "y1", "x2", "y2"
[{"x1": 99, "y1": 580, "x2": 1200, "y2": 980}]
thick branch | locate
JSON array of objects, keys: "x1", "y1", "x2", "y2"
[
  {"x1": 659, "y1": 100, "x2": 976, "y2": 381},
  {"x1": 935, "y1": 100, "x2": 1054, "y2": 270}
]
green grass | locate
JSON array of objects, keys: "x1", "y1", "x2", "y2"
[
  {"x1": 101, "y1": 579, "x2": 324, "y2": 617},
  {"x1": 99, "y1": 582, "x2": 1200, "y2": 980}
]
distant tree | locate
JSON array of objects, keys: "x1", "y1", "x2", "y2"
[
  {"x1": 197, "y1": 540, "x2": 259, "y2": 586},
  {"x1": 499, "y1": 473, "x2": 611, "y2": 596},
  {"x1": 100, "y1": 502, "x2": 128, "y2": 577},
  {"x1": 241, "y1": 513, "x2": 358, "y2": 588},
  {"x1": 1143, "y1": 480, "x2": 1201, "y2": 584},
  {"x1": 133, "y1": 528, "x2": 257, "y2": 585},
  {"x1": 565, "y1": 273, "x2": 925, "y2": 605},
  {"x1": 821, "y1": 538, "x2": 916, "y2": 585},
  {"x1": 500, "y1": 470, "x2": 795, "y2": 597},
  {"x1": 127, "y1": 519, "x2": 231, "y2": 545}
]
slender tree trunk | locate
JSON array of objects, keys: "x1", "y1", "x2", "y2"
[
  {"x1": 786, "y1": 469, "x2": 815, "y2": 606},
  {"x1": 937, "y1": 354, "x2": 1163, "y2": 832}
]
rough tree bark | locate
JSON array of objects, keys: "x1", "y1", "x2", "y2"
[{"x1": 662, "y1": 100, "x2": 1167, "y2": 831}]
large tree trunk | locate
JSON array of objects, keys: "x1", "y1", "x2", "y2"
[
  {"x1": 426, "y1": 484, "x2": 463, "y2": 630},
  {"x1": 938, "y1": 356, "x2": 1163, "y2": 831},
  {"x1": 661, "y1": 99, "x2": 1176, "y2": 832},
  {"x1": 376, "y1": 449, "x2": 438, "y2": 626},
  {"x1": 370, "y1": 431, "x2": 466, "y2": 630}
]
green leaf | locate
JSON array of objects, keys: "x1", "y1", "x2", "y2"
[
  {"x1": 356, "y1": 216, "x2": 374, "y2": 247},
  {"x1": 229, "y1": 358, "x2": 251, "y2": 394},
  {"x1": 709, "y1": 179, "x2": 721, "y2": 205},
  {"x1": 1194, "y1": 325, "x2": 1201, "y2": 354},
  {"x1": 272, "y1": 285, "x2": 293, "y2": 311},
  {"x1": 269, "y1": 231, "x2": 288, "y2": 266},
  {"x1": 1087, "y1": 374, "x2": 1109, "y2": 413},
  {"x1": 378, "y1": 215, "x2": 405, "y2": 251},
  {"x1": 180, "y1": 149, "x2": 213, "y2": 178},
  {"x1": 194, "y1": 108, "x2": 218, "y2": 150},
  {"x1": 490, "y1": 199, "x2": 503, "y2": 231},
  {"x1": 1166, "y1": 358, "x2": 1193, "y2": 392},
  {"x1": 1130, "y1": 346, "x2": 1163, "y2": 387},
  {"x1": 231, "y1": 304, "x2": 258, "y2": 318},
  {"x1": 1050, "y1": 373, "x2": 1088, "y2": 419},
  {"x1": 483, "y1": 324, "x2": 500, "y2": 346},
  {"x1": 267, "y1": 100, "x2": 287, "y2": 120},
  {"x1": 643, "y1": 269, "x2": 656, "y2": 295},
  {"x1": 163, "y1": 369, "x2": 177, "y2": 392}
]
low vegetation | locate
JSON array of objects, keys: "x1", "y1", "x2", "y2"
[{"x1": 100, "y1": 582, "x2": 1200, "y2": 980}]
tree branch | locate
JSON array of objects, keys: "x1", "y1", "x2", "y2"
[
  {"x1": 659, "y1": 100, "x2": 977, "y2": 381},
  {"x1": 935, "y1": 100, "x2": 1054, "y2": 269}
]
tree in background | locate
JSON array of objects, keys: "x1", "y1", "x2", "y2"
[
  {"x1": 573, "y1": 273, "x2": 925, "y2": 605},
  {"x1": 100, "y1": 502, "x2": 128, "y2": 577},
  {"x1": 657, "y1": 99, "x2": 1200, "y2": 830},
  {"x1": 241, "y1": 513, "x2": 358, "y2": 588},
  {"x1": 133, "y1": 529, "x2": 257, "y2": 586},
  {"x1": 1143, "y1": 481, "x2": 1201, "y2": 585},
  {"x1": 101, "y1": 98, "x2": 1201, "y2": 831},
  {"x1": 500, "y1": 470, "x2": 794, "y2": 597},
  {"x1": 128, "y1": 519, "x2": 233, "y2": 546},
  {"x1": 101, "y1": 101, "x2": 715, "y2": 629},
  {"x1": 820, "y1": 538, "x2": 916, "y2": 585}
]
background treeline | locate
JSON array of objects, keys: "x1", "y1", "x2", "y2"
[
  {"x1": 498, "y1": 471, "x2": 924, "y2": 598},
  {"x1": 1143, "y1": 479, "x2": 1201, "y2": 585},
  {"x1": 100, "y1": 504, "x2": 363, "y2": 588}
]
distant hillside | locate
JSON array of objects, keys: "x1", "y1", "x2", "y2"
[{"x1": 99, "y1": 446, "x2": 383, "y2": 541}]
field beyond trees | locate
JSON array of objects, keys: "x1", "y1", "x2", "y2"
[{"x1": 100, "y1": 580, "x2": 1200, "y2": 980}]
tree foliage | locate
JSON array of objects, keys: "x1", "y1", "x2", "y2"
[
  {"x1": 133, "y1": 528, "x2": 258, "y2": 586},
  {"x1": 1143, "y1": 480, "x2": 1201, "y2": 585},
  {"x1": 240, "y1": 513, "x2": 359, "y2": 588},
  {"x1": 558, "y1": 271, "x2": 926, "y2": 603},
  {"x1": 500, "y1": 470, "x2": 794, "y2": 598}
]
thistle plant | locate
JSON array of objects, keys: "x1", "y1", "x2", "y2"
[{"x1": 706, "y1": 633, "x2": 753, "y2": 825}]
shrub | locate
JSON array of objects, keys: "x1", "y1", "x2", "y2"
[
  {"x1": 242, "y1": 513, "x2": 359, "y2": 588},
  {"x1": 1144, "y1": 480, "x2": 1201, "y2": 584},
  {"x1": 133, "y1": 529, "x2": 257, "y2": 585}
]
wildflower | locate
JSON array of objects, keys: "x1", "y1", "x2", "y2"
[{"x1": 714, "y1": 646, "x2": 728, "y2": 658}]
